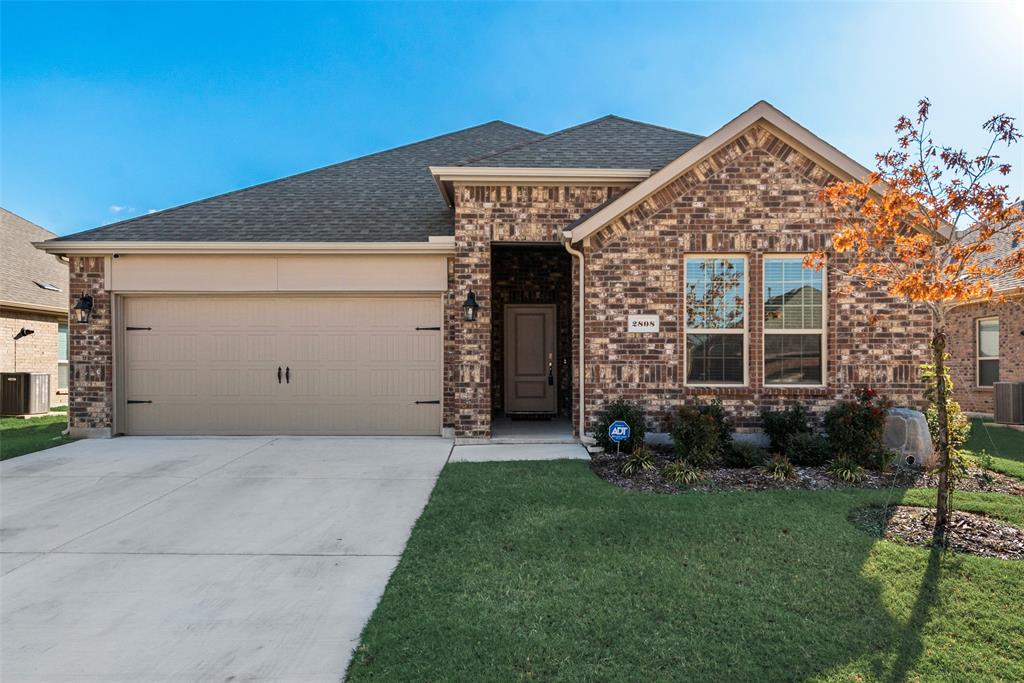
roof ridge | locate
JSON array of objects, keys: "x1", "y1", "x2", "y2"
[
  {"x1": 456, "y1": 115, "x2": 629, "y2": 166},
  {"x1": 55, "y1": 120, "x2": 540, "y2": 241},
  {"x1": 600, "y1": 114, "x2": 704, "y2": 140},
  {"x1": 456, "y1": 114, "x2": 704, "y2": 167},
  {"x1": 1, "y1": 207, "x2": 57, "y2": 239}
]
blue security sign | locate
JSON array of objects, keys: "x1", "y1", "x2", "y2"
[{"x1": 608, "y1": 420, "x2": 631, "y2": 443}]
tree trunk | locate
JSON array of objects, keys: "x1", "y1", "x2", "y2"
[{"x1": 931, "y1": 330, "x2": 951, "y2": 547}]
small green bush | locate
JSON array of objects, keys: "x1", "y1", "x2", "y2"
[
  {"x1": 662, "y1": 459, "x2": 707, "y2": 485},
  {"x1": 827, "y1": 457, "x2": 867, "y2": 484},
  {"x1": 671, "y1": 399, "x2": 733, "y2": 467},
  {"x1": 723, "y1": 440, "x2": 768, "y2": 468},
  {"x1": 784, "y1": 432, "x2": 831, "y2": 467},
  {"x1": 592, "y1": 399, "x2": 646, "y2": 454},
  {"x1": 824, "y1": 388, "x2": 891, "y2": 470},
  {"x1": 921, "y1": 358, "x2": 971, "y2": 451},
  {"x1": 621, "y1": 446, "x2": 655, "y2": 475},
  {"x1": 760, "y1": 404, "x2": 812, "y2": 453},
  {"x1": 758, "y1": 454, "x2": 796, "y2": 481}
]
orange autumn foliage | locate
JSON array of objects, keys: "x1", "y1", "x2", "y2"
[{"x1": 806, "y1": 98, "x2": 1022, "y2": 310}]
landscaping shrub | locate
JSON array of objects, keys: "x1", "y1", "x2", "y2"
[
  {"x1": 758, "y1": 454, "x2": 796, "y2": 481},
  {"x1": 723, "y1": 440, "x2": 768, "y2": 468},
  {"x1": 921, "y1": 358, "x2": 971, "y2": 452},
  {"x1": 662, "y1": 459, "x2": 707, "y2": 485},
  {"x1": 592, "y1": 399, "x2": 646, "y2": 454},
  {"x1": 827, "y1": 456, "x2": 867, "y2": 484},
  {"x1": 824, "y1": 388, "x2": 891, "y2": 470},
  {"x1": 621, "y1": 447, "x2": 655, "y2": 475},
  {"x1": 671, "y1": 399, "x2": 732, "y2": 468},
  {"x1": 784, "y1": 432, "x2": 832, "y2": 467},
  {"x1": 760, "y1": 403, "x2": 812, "y2": 453}
]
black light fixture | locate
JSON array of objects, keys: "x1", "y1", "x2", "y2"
[
  {"x1": 463, "y1": 289, "x2": 480, "y2": 322},
  {"x1": 73, "y1": 294, "x2": 94, "y2": 324},
  {"x1": 13, "y1": 328, "x2": 35, "y2": 341}
]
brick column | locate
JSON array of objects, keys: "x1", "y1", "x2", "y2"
[{"x1": 68, "y1": 256, "x2": 113, "y2": 437}]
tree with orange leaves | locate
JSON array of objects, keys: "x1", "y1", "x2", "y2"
[{"x1": 810, "y1": 99, "x2": 1022, "y2": 545}]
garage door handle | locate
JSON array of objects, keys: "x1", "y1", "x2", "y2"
[
  {"x1": 285, "y1": 367, "x2": 290, "y2": 384},
  {"x1": 415, "y1": 400, "x2": 440, "y2": 405},
  {"x1": 277, "y1": 366, "x2": 282, "y2": 384}
]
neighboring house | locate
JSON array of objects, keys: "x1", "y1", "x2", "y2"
[
  {"x1": 38, "y1": 101, "x2": 931, "y2": 439},
  {"x1": 947, "y1": 220, "x2": 1023, "y2": 416},
  {"x1": 2, "y1": 208, "x2": 70, "y2": 408}
]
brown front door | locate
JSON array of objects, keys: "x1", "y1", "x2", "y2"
[{"x1": 504, "y1": 304, "x2": 557, "y2": 414}]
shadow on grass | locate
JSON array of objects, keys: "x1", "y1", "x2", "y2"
[
  {"x1": 885, "y1": 544, "x2": 943, "y2": 683},
  {"x1": 0, "y1": 417, "x2": 71, "y2": 460}
]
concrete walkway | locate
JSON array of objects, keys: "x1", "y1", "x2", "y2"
[
  {"x1": 449, "y1": 442, "x2": 590, "y2": 462},
  {"x1": 0, "y1": 436, "x2": 452, "y2": 682}
]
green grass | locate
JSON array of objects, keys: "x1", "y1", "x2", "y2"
[
  {"x1": 965, "y1": 419, "x2": 1024, "y2": 480},
  {"x1": 348, "y1": 461, "x2": 1024, "y2": 682},
  {"x1": 1, "y1": 412, "x2": 73, "y2": 460}
]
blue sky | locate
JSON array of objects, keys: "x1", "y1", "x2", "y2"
[{"x1": 3, "y1": 1, "x2": 1022, "y2": 236}]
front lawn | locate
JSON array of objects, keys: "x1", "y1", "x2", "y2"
[
  {"x1": 965, "y1": 419, "x2": 1024, "y2": 480},
  {"x1": 0, "y1": 412, "x2": 73, "y2": 460},
  {"x1": 348, "y1": 460, "x2": 1024, "y2": 682}
]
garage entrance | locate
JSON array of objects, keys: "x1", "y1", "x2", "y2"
[{"x1": 121, "y1": 295, "x2": 442, "y2": 435}]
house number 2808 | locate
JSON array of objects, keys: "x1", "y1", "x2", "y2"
[{"x1": 627, "y1": 315, "x2": 660, "y2": 333}]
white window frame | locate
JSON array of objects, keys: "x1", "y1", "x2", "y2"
[
  {"x1": 57, "y1": 321, "x2": 69, "y2": 392},
  {"x1": 976, "y1": 316, "x2": 999, "y2": 388},
  {"x1": 682, "y1": 254, "x2": 749, "y2": 387},
  {"x1": 762, "y1": 254, "x2": 827, "y2": 388}
]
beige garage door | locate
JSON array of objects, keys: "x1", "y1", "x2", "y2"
[{"x1": 122, "y1": 296, "x2": 442, "y2": 435}]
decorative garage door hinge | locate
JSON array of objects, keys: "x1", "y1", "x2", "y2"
[
  {"x1": 415, "y1": 326, "x2": 441, "y2": 331},
  {"x1": 127, "y1": 400, "x2": 153, "y2": 404},
  {"x1": 415, "y1": 400, "x2": 440, "y2": 405},
  {"x1": 126, "y1": 326, "x2": 152, "y2": 331}
]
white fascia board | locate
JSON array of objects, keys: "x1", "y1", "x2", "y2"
[{"x1": 33, "y1": 240, "x2": 457, "y2": 256}]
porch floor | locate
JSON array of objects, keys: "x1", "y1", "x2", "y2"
[{"x1": 489, "y1": 415, "x2": 576, "y2": 444}]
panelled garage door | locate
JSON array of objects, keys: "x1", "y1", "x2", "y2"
[{"x1": 122, "y1": 295, "x2": 442, "y2": 435}]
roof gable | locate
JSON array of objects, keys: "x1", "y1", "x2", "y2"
[
  {"x1": 1, "y1": 208, "x2": 67, "y2": 311},
  {"x1": 459, "y1": 115, "x2": 703, "y2": 170},
  {"x1": 51, "y1": 121, "x2": 541, "y2": 244},
  {"x1": 569, "y1": 102, "x2": 875, "y2": 243}
]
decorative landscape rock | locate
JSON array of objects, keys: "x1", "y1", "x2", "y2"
[{"x1": 884, "y1": 407, "x2": 936, "y2": 468}]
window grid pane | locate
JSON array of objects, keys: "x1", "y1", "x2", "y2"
[
  {"x1": 978, "y1": 359, "x2": 999, "y2": 386},
  {"x1": 57, "y1": 323, "x2": 69, "y2": 362},
  {"x1": 978, "y1": 319, "x2": 999, "y2": 358},
  {"x1": 685, "y1": 258, "x2": 745, "y2": 330},
  {"x1": 764, "y1": 259, "x2": 823, "y2": 330},
  {"x1": 765, "y1": 334, "x2": 823, "y2": 385},
  {"x1": 686, "y1": 334, "x2": 744, "y2": 384}
]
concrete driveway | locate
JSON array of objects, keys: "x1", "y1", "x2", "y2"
[{"x1": 1, "y1": 436, "x2": 452, "y2": 682}]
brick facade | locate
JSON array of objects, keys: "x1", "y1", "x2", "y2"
[
  {"x1": 67, "y1": 257, "x2": 113, "y2": 435},
  {"x1": 575, "y1": 125, "x2": 932, "y2": 433},
  {"x1": 947, "y1": 296, "x2": 1024, "y2": 414},
  {"x1": 0, "y1": 308, "x2": 66, "y2": 407},
  {"x1": 443, "y1": 184, "x2": 629, "y2": 438}
]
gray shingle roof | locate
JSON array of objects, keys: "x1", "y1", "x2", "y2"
[
  {"x1": 987, "y1": 212, "x2": 1024, "y2": 292},
  {"x1": 1, "y1": 208, "x2": 68, "y2": 310},
  {"x1": 53, "y1": 121, "x2": 541, "y2": 243},
  {"x1": 460, "y1": 115, "x2": 703, "y2": 170}
]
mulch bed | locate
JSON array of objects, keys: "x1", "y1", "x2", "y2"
[
  {"x1": 851, "y1": 505, "x2": 1024, "y2": 560},
  {"x1": 590, "y1": 449, "x2": 1024, "y2": 496}
]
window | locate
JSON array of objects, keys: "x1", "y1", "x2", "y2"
[
  {"x1": 977, "y1": 318, "x2": 999, "y2": 387},
  {"x1": 684, "y1": 256, "x2": 746, "y2": 384},
  {"x1": 764, "y1": 257, "x2": 825, "y2": 385},
  {"x1": 57, "y1": 322, "x2": 69, "y2": 390}
]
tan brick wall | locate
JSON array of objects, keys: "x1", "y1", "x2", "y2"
[
  {"x1": 68, "y1": 257, "x2": 112, "y2": 432},
  {"x1": 0, "y1": 308, "x2": 67, "y2": 407},
  {"x1": 947, "y1": 296, "x2": 1024, "y2": 415},
  {"x1": 578, "y1": 125, "x2": 932, "y2": 433}
]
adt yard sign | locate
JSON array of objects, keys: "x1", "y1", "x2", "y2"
[{"x1": 608, "y1": 420, "x2": 631, "y2": 443}]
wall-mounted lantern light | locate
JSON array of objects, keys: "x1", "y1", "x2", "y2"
[
  {"x1": 73, "y1": 294, "x2": 94, "y2": 324},
  {"x1": 463, "y1": 290, "x2": 480, "y2": 322}
]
